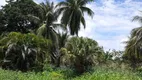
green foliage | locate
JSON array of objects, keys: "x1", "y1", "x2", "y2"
[
  {"x1": 57, "y1": 32, "x2": 69, "y2": 49},
  {"x1": 36, "y1": 1, "x2": 65, "y2": 66},
  {"x1": 0, "y1": 67, "x2": 141, "y2": 80},
  {"x1": 63, "y1": 37, "x2": 105, "y2": 73},
  {"x1": 74, "y1": 68, "x2": 142, "y2": 80},
  {"x1": 0, "y1": 0, "x2": 40, "y2": 33},
  {"x1": 36, "y1": 1, "x2": 62, "y2": 40},
  {"x1": 123, "y1": 27, "x2": 142, "y2": 68},
  {"x1": 0, "y1": 0, "x2": 139, "y2": 79},
  {"x1": 104, "y1": 49, "x2": 123, "y2": 61},
  {"x1": 0, "y1": 10, "x2": 6, "y2": 35},
  {"x1": 123, "y1": 12, "x2": 142, "y2": 67},
  {"x1": 0, "y1": 32, "x2": 51, "y2": 71},
  {"x1": 136, "y1": 66, "x2": 142, "y2": 72}
]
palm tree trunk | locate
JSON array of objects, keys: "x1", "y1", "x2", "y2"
[
  {"x1": 131, "y1": 57, "x2": 137, "y2": 70},
  {"x1": 56, "y1": 57, "x2": 61, "y2": 67}
]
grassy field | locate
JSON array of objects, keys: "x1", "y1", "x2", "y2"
[{"x1": 0, "y1": 67, "x2": 142, "y2": 80}]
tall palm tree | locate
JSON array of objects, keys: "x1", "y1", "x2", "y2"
[
  {"x1": 36, "y1": 1, "x2": 69, "y2": 66},
  {"x1": 36, "y1": 1, "x2": 62, "y2": 66},
  {"x1": 124, "y1": 28, "x2": 142, "y2": 68},
  {"x1": 56, "y1": 0, "x2": 94, "y2": 35},
  {"x1": 123, "y1": 13, "x2": 142, "y2": 68},
  {"x1": 55, "y1": 32, "x2": 69, "y2": 67},
  {"x1": 130, "y1": 11, "x2": 142, "y2": 46},
  {"x1": 37, "y1": 1, "x2": 58, "y2": 41}
]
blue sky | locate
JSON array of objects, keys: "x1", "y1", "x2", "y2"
[{"x1": 0, "y1": 0, "x2": 142, "y2": 51}]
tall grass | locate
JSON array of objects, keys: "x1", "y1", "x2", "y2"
[
  {"x1": 74, "y1": 67, "x2": 142, "y2": 80},
  {"x1": 0, "y1": 67, "x2": 141, "y2": 80}
]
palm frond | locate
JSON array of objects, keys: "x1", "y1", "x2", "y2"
[
  {"x1": 27, "y1": 14, "x2": 40, "y2": 24},
  {"x1": 56, "y1": 0, "x2": 94, "y2": 35},
  {"x1": 55, "y1": 7, "x2": 69, "y2": 18},
  {"x1": 36, "y1": 24, "x2": 47, "y2": 37},
  {"x1": 78, "y1": 0, "x2": 94, "y2": 6},
  {"x1": 132, "y1": 16, "x2": 142, "y2": 24},
  {"x1": 52, "y1": 23, "x2": 66, "y2": 30},
  {"x1": 81, "y1": 6, "x2": 94, "y2": 18},
  {"x1": 61, "y1": 9, "x2": 73, "y2": 26},
  {"x1": 81, "y1": 17, "x2": 86, "y2": 28},
  {"x1": 55, "y1": 2, "x2": 69, "y2": 8}
]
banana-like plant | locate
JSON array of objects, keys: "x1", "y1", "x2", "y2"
[{"x1": 0, "y1": 32, "x2": 51, "y2": 71}]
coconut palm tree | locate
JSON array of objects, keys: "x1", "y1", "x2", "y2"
[
  {"x1": 37, "y1": 1, "x2": 59, "y2": 41},
  {"x1": 123, "y1": 13, "x2": 142, "y2": 68},
  {"x1": 56, "y1": 0, "x2": 94, "y2": 35},
  {"x1": 36, "y1": 1, "x2": 66, "y2": 66},
  {"x1": 124, "y1": 27, "x2": 142, "y2": 67}
]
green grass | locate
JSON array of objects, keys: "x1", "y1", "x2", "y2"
[
  {"x1": 0, "y1": 69, "x2": 64, "y2": 80},
  {"x1": 0, "y1": 68, "x2": 141, "y2": 80},
  {"x1": 74, "y1": 68, "x2": 142, "y2": 80}
]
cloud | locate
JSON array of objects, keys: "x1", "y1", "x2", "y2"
[
  {"x1": 78, "y1": 0, "x2": 142, "y2": 51},
  {"x1": 0, "y1": 0, "x2": 6, "y2": 8}
]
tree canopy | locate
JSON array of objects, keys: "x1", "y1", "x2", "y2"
[{"x1": 0, "y1": 0, "x2": 41, "y2": 34}]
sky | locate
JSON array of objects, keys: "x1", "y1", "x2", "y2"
[{"x1": 0, "y1": 0, "x2": 142, "y2": 51}]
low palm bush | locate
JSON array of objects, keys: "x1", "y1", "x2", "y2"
[
  {"x1": 0, "y1": 32, "x2": 51, "y2": 71},
  {"x1": 62, "y1": 37, "x2": 105, "y2": 73}
]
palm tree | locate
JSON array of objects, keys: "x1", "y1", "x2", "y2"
[
  {"x1": 64, "y1": 37, "x2": 104, "y2": 73},
  {"x1": 37, "y1": 1, "x2": 58, "y2": 41},
  {"x1": 57, "y1": 32, "x2": 69, "y2": 49},
  {"x1": 123, "y1": 13, "x2": 142, "y2": 68},
  {"x1": 124, "y1": 27, "x2": 142, "y2": 67},
  {"x1": 55, "y1": 32, "x2": 69, "y2": 67},
  {"x1": 36, "y1": 1, "x2": 66, "y2": 66},
  {"x1": 130, "y1": 11, "x2": 142, "y2": 46},
  {"x1": 56, "y1": 0, "x2": 94, "y2": 35}
]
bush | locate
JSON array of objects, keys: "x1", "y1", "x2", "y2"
[
  {"x1": 0, "y1": 32, "x2": 51, "y2": 71},
  {"x1": 62, "y1": 37, "x2": 105, "y2": 74}
]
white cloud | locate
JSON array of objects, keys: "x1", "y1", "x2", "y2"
[
  {"x1": 78, "y1": 0, "x2": 142, "y2": 51},
  {"x1": 0, "y1": 0, "x2": 6, "y2": 8}
]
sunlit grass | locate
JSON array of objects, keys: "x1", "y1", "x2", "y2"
[
  {"x1": 0, "y1": 67, "x2": 141, "y2": 80},
  {"x1": 74, "y1": 68, "x2": 142, "y2": 80}
]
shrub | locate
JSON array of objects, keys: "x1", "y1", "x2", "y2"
[
  {"x1": 62, "y1": 37, "x2": 105, "y2": 73},
  {"x1": 0, "y1": 32, "x2": 51, "y2": 71}
]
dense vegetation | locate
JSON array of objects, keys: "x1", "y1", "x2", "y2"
[
  {"x1": 0, "y1": 67, "x2": 142, "y2": 80},
  {"x1": 0, "y1": 0, "x2": 142, "y2": 80}
]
